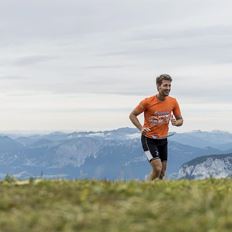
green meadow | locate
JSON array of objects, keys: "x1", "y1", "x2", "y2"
[{"x1": 0, "y1": 178, "x2": 231, "y2": 232}]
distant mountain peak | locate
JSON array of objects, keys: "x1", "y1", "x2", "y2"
[{"x1": 178, "y1": 154, "x2": 232, "y2": 179}]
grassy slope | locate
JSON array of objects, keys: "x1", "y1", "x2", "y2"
[{"x1": 0, "y1": 179, "x2": 231, "y2": 232}]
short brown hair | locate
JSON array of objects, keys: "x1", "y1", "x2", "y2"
[{"x1": 156, "y1": 74, "x2": 172, "y2": 86}]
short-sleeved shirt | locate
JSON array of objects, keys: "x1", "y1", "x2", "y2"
[{"x1": 135, "y1": 95, "x2": 182, "y2": 139}]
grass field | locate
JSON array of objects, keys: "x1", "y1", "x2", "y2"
[{"x1": 0, "y1": 178, "x2": 231, "y2": 232}]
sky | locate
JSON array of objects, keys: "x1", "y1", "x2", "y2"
[{"x1": 0, "y1": 0, "x2": 232, "y2": 133}]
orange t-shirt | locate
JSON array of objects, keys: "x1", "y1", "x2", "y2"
[{"x1": 135, "y1": 95, "x2": 182, "y2": 139}]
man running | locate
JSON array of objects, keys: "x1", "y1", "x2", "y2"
[{"x1": 129, "y1": 74, "x2": 183, "y2": 180}]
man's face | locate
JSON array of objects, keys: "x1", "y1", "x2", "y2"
[{"x1": 158, "y1": 80, "x2": 171, "y2": 96}]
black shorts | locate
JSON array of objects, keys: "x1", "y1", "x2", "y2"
[{"x1": 141, "y1": 134, "x2": 168, "y2": 162}]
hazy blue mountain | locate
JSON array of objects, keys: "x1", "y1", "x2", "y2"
[
  {"x1": 168, "y1": 141, "x2": 220, "y2": 175},
  {"x1": 79, "y1": 139, "x2": 147, "y2": 180},
  {"x1": 169, "y1": 130, "x2": 232, "y2": 149},
  {"x1": 73, "y1": 140, "x2": 221, "y2": 180},
  {"x1": 0, "y1": 136, "x2": 24, "y2": 152},
  {"x1": 177, "y1": 154, "x2": 232, "y2": 179},
  {"x1": 0, "y1": 128, "x2": 231, "y2": 180},
  {"x1": 15, "y1": 132, "x2": 68, "y2": 146},
  {"x1": 223, "y1": 146, "x2": 232, "y2": 154}
]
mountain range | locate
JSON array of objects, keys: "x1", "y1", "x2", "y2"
[{"x1": 1, "y1": 128, "x2": 232, "y2": 180}]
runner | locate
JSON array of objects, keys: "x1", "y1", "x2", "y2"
[{"x1": 129, "y1": 74, "x2": 183, "y2": 180}]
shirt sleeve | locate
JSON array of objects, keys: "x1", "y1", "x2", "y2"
[
  {"x1": 134, "y1": 98, "x2": 147, "y2": 114},
  {"x1": 173, "y1": 99, "x2": 182, "y2": 118}
]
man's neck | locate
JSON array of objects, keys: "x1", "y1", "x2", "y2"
[{"x1": 156, "y1": 94, "x2": 166, "y2": 101}]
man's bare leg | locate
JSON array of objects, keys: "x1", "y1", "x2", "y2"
[
  {"x1": 159, "y1": 161, "x2": 167, "y2": 179},
  {"x1": 148, "y1": 159, "x2": 162, "y2": 180}
]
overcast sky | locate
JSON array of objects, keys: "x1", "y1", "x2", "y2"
[{"x1": 0, "y1": 0, "x2": 232, "y2": 132}]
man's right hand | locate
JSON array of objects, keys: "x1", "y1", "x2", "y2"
[{"x1": 141, "y1": 127, "x2": 151, "y2": 135}]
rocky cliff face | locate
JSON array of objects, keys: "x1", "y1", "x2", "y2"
[{"x1": 178, "y1": 154, "x2": 232, "y2": 179}]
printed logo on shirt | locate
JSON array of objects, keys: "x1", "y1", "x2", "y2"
[{"x1": 149, "y1": 112, "x2": 171, "y2": 126}]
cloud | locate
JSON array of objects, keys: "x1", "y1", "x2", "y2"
[
  {"x1": 0, "y1": 75, "x2": 28, "y2": 80},
  {"x1": 82, "y1": 64, "x2": 133, "y2": 69},
  {"x1": 0, "y1": 0, "x2": 232, "y2": 131},
  {"x1": 12, "y1": 55, "x2": 55, "y2": 66},
  {"x1": 127, "y1": 25, "x2": 232, "y2": 42},
  {"x1": 0, "y1": 0, "x2": 230, "y2": 42}
]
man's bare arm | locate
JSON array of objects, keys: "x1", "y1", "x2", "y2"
[
  {"x1": 129, "y1": 109, "x2": 143, "y2": 131},
  {"x1": 171, "y1": 116, "x2": 183, "y2": 127},
  {"x1": 129, "y1": 109, "x2": 151, "y2": 134}
]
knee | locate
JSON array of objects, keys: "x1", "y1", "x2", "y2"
[
  {"x1": 155, "y1": 166, "x2": 162, "y2": 173},
  {"x1": 152, "y1": 164, "x2": 162, "y2": 174},
  {"x1": 150, "y1": 159, "x2": 162, "y2": 175}
]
